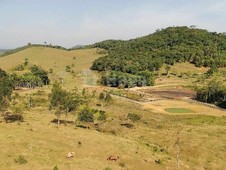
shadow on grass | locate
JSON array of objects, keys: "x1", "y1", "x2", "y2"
[{"x1": 2, "y1": 112, "x2": 23, "y2": 123}]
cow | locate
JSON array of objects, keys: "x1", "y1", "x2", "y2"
[
  {"x1": 107, "y1": 156, "x2": 119, "y2": 161},
  {"x1": 66, "y1": 152, "x2": 75, "y2": 159},
  {"x1": 142, "y1": 157, "x2": 148, "y2": 162}
]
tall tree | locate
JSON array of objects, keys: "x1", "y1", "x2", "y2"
[
  {"x1": 0, "y1": 68, "x2": 13, "y2": 113},
  {"x1": 49, "y1": 83, "x2": 84, "y2": 124}
]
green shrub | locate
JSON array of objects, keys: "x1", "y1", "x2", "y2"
[
  {"x1": 24, "y1": 58, "x2": 29, "y2": 66},
  {"x1": 15, "y1": 155, "x2": 27, "y2": 164},
  {"x1": 97, "y1": 111, "x2": 107, "y2": 121},
  {"x1": 105, "y1": 93, "x2": 112, "y2": 102},
  {"x1": 65, "y1": 65, "x2": 71, "y2": 72},
  {"x1": 82, "y1": 88, "x2": 87, "y2": 96},
  {"x1": 14, "y1": 64, "x2": 25, "y2": 71},
  {"x1": 92, "y1": 90, "x2": 96, "y2": 97},
  {"x1": 99, "y1": 92, "x2": 105, "y2": 100},
  {"x1": 30, "y1": 64, "x2": 50, "y2": 85},
  {"x1": 35, "y1": 90, "x2": 46, "y2": 96},
  {"x1": 104, "y1": 167, "x2": 112, "y2": 170},
  {"x1": 53, "y1": 166, "x2": 58, "y2": 170},
  {"x1": 127, "y1": 113, "x2": 141, "y2": 122},
  {"x1": 99, "y1": 92, "x2": 112, "y2": 102},
  {"x1": 155, "y1": 159, "x2": 162, "y2": 164},
  {"x1": 78, "y1": 107, "x2": 94, "y2": 122},
  {"x1": 119, "y1": 161, "x2": 126, "y2": 167}
]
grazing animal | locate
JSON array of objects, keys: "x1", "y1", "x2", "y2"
[
  {"x1": 66, "y1": 152, "x2": 75, "y2": 159},
  {"x1": 142, "y1": 157, "x2": 148, "y2": 162},
  {"x1": 107, "y1": 156, "x2": 119, "y2": 161}
]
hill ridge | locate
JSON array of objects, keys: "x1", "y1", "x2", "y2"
[{"x1": 91, "y1": 26, "x2": 226, "y2": 74}]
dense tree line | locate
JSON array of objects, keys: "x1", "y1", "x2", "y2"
[
  {"x1": 101, "y1": 71, "x2": 155, "y2": 88},
  {"x1": 30, "y1": 65, "x2": 50, "y2": 85},
  {"x1": 11, "y1": 65, "x2": 49, "y2": 89},
  {"x1": 0, "y1": 68, "x2": 13, "y2": 112},
  {"x1": 0, "y1": 62, "x2": 49, "y2": 114},
  {"x1": 196, "y1": 79, "x2": 226, "y2": 108},
  {"x1": 91, "y1": 26, "x2": 226, "y2": 80},
  {"x1": 11, "y1": 73, "x2": 43, "y2": 89}
]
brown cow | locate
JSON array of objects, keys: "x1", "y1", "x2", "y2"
[{"x1": 107, "y1": 156, "x2": 119, "y2": 161}]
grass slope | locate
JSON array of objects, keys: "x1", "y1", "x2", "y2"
[
  {"x1": 0, "y1": 46, "x2": 102, "y2": 88},
  {"x1": 164, "y1": 108, "x2": 195, "y2": 113},
  {"x1": 0, "y1": 46, "x2": 225, "y2": 169},
  {"x1": 0, "y1": 46, "x2": 100, "y2": 71},
  {"x1": 0, "y1": 94, "x2": 225, "y2": 170}
]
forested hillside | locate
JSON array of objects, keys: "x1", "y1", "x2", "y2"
[{"x1": 91, "y1": 26, "x2": 226, "y2": 73}]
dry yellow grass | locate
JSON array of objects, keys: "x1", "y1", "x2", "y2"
[
  {"x1": 0, "y1": 47, "x2": 102, "y2": 89},
  {"x1": 142, "y1": 99, "x2": 226, "y2": 117},
  {"x1": 0, "y1": 47, "x2": 225, "y2": 169},
  {"x1": 0, "y1": 97, "x2": 172, "y2": 170},
  {"x1": 0, "y1": 47, "x2": 100, "y2": 72},
  {"x1": 1, "y1": 94, "x2": 225, "y2": 170},
  {"x1": 171, "y1": 62, "x2": 208, "y2": 74}
]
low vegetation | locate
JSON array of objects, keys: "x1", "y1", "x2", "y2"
[
  {"x1": 0, "y1": 68, "x2": 13, "y2": 113},
  {"x1": 164, "y1": 108, "x2": 194, "y2": 113},
  {"x1": 77, "y1": 107, "x2": 95, "y2": 123},
  {"x1": 196, "y1": 79, "x2": 226, "y2": 108},
  {"x1": 127, "y1": 113, "x2": 142, "y2": 121},
  {"x1": 109, "y1": 89, "x2": 145, "y2": 101},
  {"x1": 14, "y1": 155, "x2": 28, "y2": 165}
]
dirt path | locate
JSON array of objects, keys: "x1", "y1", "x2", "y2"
[
  {"x1": 83, "y1": 77, "x2": 226, "y2": 117},
  {"x1": 81, "y1": 69, "x2": 98, "y2": 86}
]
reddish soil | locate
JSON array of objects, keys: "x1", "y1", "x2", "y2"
[{"x1": 140, "y1": 88, "x2": 196, "y2": 99}]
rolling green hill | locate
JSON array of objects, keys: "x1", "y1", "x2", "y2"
[{"x1": 91, "y1": 26, "x2": 226, "y2": 73}]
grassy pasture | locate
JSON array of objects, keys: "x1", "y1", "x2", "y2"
[
  {"x1": 0, "y1": 47, "x2": 100, "y2": 71},
  {"x1": 0, "y1": 93, "x2": 225, "y2": 170},
  {"x1": 0, "y1": 46, "x2": 103, "y2": 89},
  {"x1": 0, "y1": 47, "x2": 225, "y2": 169},
  {"x1": 164, "y1": 108, "x2": 195, "y2": 113},
  {"x1": 171, "y1": 62, "x2": 208, "y2": 74},
  {"x1": 143, "y1": 99, "x2": 226, "y2": 117}
]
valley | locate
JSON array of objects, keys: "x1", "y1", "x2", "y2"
[
  {"x1": 0, "y1": 43, "x2": 225, "y2": 169},
  {"x1": 1, "y1": 1, "x2": 226, "y2": 169}
]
